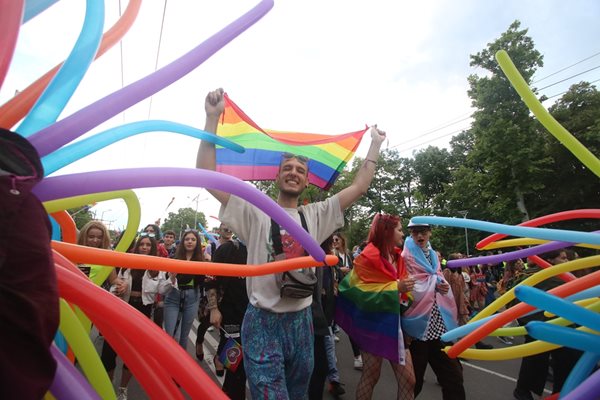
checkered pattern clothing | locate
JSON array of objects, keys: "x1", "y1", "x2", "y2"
[{"x1": 425, "y1": 302, "x2": 447, "y2": 340}]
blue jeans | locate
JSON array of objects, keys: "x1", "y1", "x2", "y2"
[
  {"x1": 164, "y1": 287, "x2": 200, "y2": 349},
  {"x1": 242, "y1": 304, "x2": 314, "y2": 400},
  {"x1": 324, "y1": 328, "x2": 340, "y2": 383}
]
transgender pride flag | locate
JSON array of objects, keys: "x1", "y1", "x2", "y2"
[{"x1": 216, "y1": 94, "x2": 368, "y2": 190}]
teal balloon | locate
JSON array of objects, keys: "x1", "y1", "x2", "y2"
[
  {"x1": 42, "y1": 121, "x2": 245, "y2": 175},
  {"x1": 18, "y1": 0, "x2": 103, "y2": 136},
  {"x1": 410, "y1": 216, "x2": 600, "y2": 246},
  {"x1": 515, "y1": 285, "x2": 600, "y2": 332},
  {"x1": 561, "y1": 352, "x2": 600, "y2": 397}
]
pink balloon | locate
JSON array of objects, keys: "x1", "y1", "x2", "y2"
[
  {"x1": 0, "y1": 0, "x2": 24, "y2": 90},
  {"x1": 33, "y1": 167, "x2": 326, "y2": 261},
  {"x1": 29, "y1": 0, "x2": 274, "y2": 157}
]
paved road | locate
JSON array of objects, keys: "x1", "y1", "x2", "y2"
[{"x1": 101, "y1": 321, "x2": 553, "y2": 399}]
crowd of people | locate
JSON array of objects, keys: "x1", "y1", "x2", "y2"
[{"x1": 69, "y1": 88, "x2": 585, "y2": 400}]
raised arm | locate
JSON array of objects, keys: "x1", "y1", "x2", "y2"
[
  {"x1": 337, "y1": 125, "x2": 386, "y2": 210},
  {"x1": 196, "y1": 88, "x2": 231, "y2": 206}
]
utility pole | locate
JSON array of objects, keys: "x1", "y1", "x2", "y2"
[{"x1": 458, "y1": 210, "x2": 469, "y2": 257}]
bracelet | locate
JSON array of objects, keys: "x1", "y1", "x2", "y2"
[{"x1": 365, "y1": 159, "x2": 377, "y2": 166}]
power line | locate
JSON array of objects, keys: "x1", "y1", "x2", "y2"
[
  {"x1": 147, "y1": 0, "x2": 169, "y2": 119},
  {"x1": 537, "y1": 64, "x2": 600, "y2": 91},
  {"x1": 533, "y1": 50, "x2": 600, "y2": 83},
  {"x1": 389, "y1": 52, "x2": 600, "y2": 152},
  {"x1": 544, "y1": 77, "x2": 600, "y2": 100}
]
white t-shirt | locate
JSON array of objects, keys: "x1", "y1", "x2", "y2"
[{"x1": 219, "y1": 194, "x2": 344, "y2": 313}]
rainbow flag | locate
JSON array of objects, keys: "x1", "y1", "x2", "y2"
[
  {"x1": 334, "y1": 244, "x2": 412, "y2": 364},
  {"x1": 216, "y1": 94, "x2": 368, "y2": 190},
  {"x1": 218, "y1": 337, "x2": 243, "y2": 372}
]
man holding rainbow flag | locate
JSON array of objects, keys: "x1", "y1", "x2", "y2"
[{"x1": 196, "y1": 88, "x2": 386, "y2": 399}]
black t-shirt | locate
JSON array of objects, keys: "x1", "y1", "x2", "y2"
[{"x1": 208, "y1": 240, "x2": 248, "y2": 323}]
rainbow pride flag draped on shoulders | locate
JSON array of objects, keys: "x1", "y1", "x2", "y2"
[
  {"x1": 334, "y1": 243, "x2": 411, "y2": 364},
  {"x1": 216, "y1": 94, "x2": 368, "y2": 190},
  {"x1": 401, "y1": 237, "x2": 458, "y2": 340}
]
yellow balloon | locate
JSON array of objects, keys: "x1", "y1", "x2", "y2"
[
  {"x1": 443, "y1": 326, "x2": 596, "y2": 360},
  {"x1": 496, "y1": 50, "x2": 600, "y2": 178},
  {"x1": 43, "y1": 189, "x2": 141, "y2": 285},
  {"x1": 470, "y1": 255, "x2": 600, "y2": 322},
  {"x1": 487, "y1": 299, "x2": 600, "y2": 337},
  {"x1": 59, "y1": 299, "x2": 116, "y2": 399},
  {"x1": 480, "y1": 237, "x2": 600, "y2": 251}
]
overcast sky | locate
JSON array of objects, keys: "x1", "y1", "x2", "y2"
[{"x1": 2, "y1": 0, "x2": 599, "y2": 232}]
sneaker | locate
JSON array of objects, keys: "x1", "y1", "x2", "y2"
[
  {"x1": 513, "y1": 387, "x2": 533, "y2": 400},
  {"x1": 498, "y1": 336, "x2": 513, "y2": 345},
  {"x1": 334, "y1": 335, "x2": 340, "y2": 342},
  {"x1": 117, "y1": 387, "x2": 128, "y2": 400},
  {"x1": 207, "y1": 326, "x2": 215, "y2": 332},
  {"x1": 354, "y1": 355, "x2": 363, "y2": 370},
  {"x1": 328, "y1": 381, "x2": 346, "y2": 397},
  {"x1": 475, "y1": 341, "x2": 493, "y2": 349}
]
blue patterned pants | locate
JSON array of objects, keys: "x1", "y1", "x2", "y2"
[{"x1": 242, "y1": 304, "x2": 314, "y2": 400}]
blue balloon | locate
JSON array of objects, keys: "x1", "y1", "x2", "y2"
[
  {"x1": 42, "y1": 121, "x2": 245, "y2": 175},
  {"x1": 526, "y1": 321, "x2": 600, "y2": 353},
  {"x1": 197, "y1": 222, "x2": 218, "y2": 246},
  {"x1": 49, "y1": 215, "x2": 62, "y2": 240},
  {"x1": 18, "y1": 0, "x2": 104, "y2": 136},
  {"x1": 23, "y1": 0, "x2": 59, "y2": 23},
  {"x1": 53, "y1": 331, "x2": 68, "y2": 354},
  {"x1": 410, "y1": 216, "x2": 600, "y2": 246},
  {"x1": 561, "y1": 352, "x2": 600, "y2": 397},
  {"x1": 515, "y1": 286, "x2": 600, "y2": 332}
]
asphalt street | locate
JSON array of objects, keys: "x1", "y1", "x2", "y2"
[{"x1": 98, "y1": 320, "x2": 554, "y2": 399}]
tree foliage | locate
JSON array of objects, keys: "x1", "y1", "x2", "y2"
[
  {"x1": 209, "y1": 20, "x2": 600, "y2": 256},
  {"x1": 161, "y1": 207, "x2": 207, "y2": 239}
]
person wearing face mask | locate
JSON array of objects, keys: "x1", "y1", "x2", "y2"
[{"x1": 402, "y1": 221, "x2": 465, "y2": 400}]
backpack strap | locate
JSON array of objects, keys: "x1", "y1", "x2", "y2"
[{"x1": 271, "y1": 211, "x2": 309, "y2": 258}]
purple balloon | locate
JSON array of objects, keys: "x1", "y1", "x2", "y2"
[
  {"x1": 561, "y1": 368, "x2": 600, "y2": 400},
  {"x1": 29, "y1": 0, "x2": 274, "y2": 157},
  {"x1": 49, "y1": 344, "x2": 101, "y2": 400},
  {"x1": 33, "y1": 167, "x2": 326, "y2": 262},
  {"x1": 446, "y1": 231, "x2": 600, "y2": 268}
]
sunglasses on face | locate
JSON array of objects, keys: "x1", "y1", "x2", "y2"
[
  {"x1": 184, "y1": 229, "x2": 198, "y2": 233},
  {"x1": 221, "y1": 227, "x2": 232, "y2": 233},
  {"x1": 282, "y1": 152, "x2": 309, "y2": 164}
]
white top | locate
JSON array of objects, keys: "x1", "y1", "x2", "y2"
[
  {"x1": 219, "y1": 194, "x2": 344, "y2": 313},
  {"x1": 115, "y1": 269, "x2": 172, "y2": 305}
]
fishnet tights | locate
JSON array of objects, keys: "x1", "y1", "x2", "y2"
[{"x1": 356, "y1": 350, "x2": 415, "y2": 400}]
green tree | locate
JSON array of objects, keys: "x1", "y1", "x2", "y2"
[
  {"x1": 68, "y1": 206, "x2": 94, "y2": 230},
  {"x1": 161, "y1": 207, "x2": 207, "y2": 239},
  {"x1": 447, "y1": 20, "x2": 552, "y2": 226}
]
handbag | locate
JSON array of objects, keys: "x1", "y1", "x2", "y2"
[{"x1": 271, "y1": 211, "x2": 317, "y2": 299}]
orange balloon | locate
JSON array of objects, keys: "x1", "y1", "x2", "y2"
[
  {"x1": 52, "y1": 240, "x2": 339, "y2": 276},
  {"x1": 476, "y1": 209, "x2": 600, "y2": 250},
  {"x1": 447, "y1": 269, "x2": 600, "y2": 358},
  {"x1": 50, "y1": 210, "x2": 78, "y2": 243},
  {"x1": 0, "y1": 0, "x2": 142, "y2": 128},
  {"x1": 55, "y1": 261, "x2": 227, "y2": 399}
]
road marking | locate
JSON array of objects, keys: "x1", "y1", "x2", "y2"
[
  {"x1": 190, "y1": 319, "x2": 224, "y2": 384},
  {"x1": 462, "y1": 361, "x2": 552, "y2": 395}
]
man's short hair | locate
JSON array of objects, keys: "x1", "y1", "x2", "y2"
[{"x1": 163, "y1": 230, "x2": 176, "y2": 237}]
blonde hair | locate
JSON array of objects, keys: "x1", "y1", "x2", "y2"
[{"x1": 77, "y1": 220, "x2": 111, "y2": 249}]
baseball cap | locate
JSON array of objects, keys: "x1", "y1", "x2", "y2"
[{"x1": 407, "y1": 220, "x2": 430, "y2": 229}]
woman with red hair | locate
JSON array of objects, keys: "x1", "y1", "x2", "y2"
[{"x1": 335, "y1": 213, "x2": 416, "y2": 399}]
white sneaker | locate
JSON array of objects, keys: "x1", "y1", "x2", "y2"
[
  {"x1": 117, "y1": 387, "x2": 128, "y2": 400},
  {"x1": 207, "y1": 326, "x2": 215, "y2": 332},
  {"x1": 353, "y1": 355, "x2": 363, "y2": 370},
  {"x1": 334, "y1": 335, "x2": 340, "y2": 342}
]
